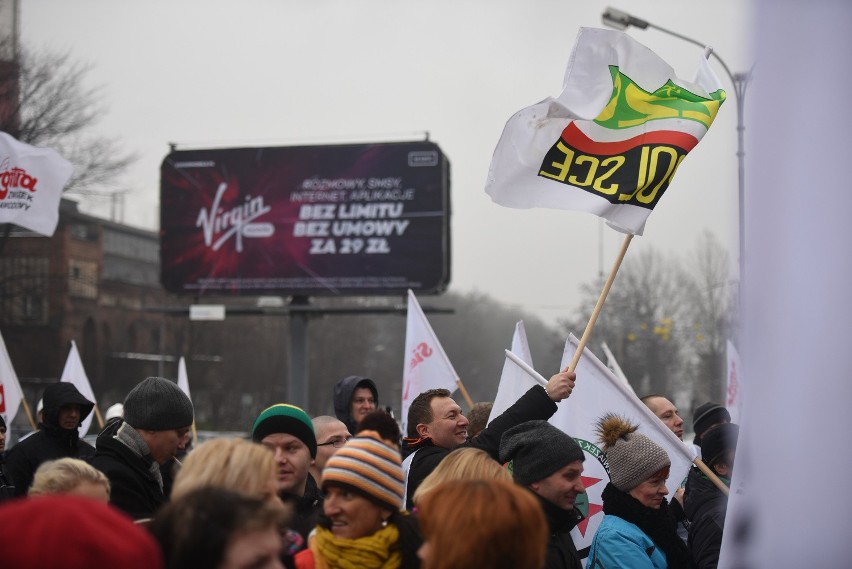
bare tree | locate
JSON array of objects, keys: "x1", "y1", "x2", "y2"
[{"x1": 0, "y1": 42, "x2": 135, "y2": 196}]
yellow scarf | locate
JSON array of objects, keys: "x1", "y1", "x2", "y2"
[{"x1": 311, "y1": 525, "x2": 401, "y2": 569}]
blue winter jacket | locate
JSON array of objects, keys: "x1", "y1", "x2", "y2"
[{"x1": 587, "y1": 514, "x2": 668, "y2": 569}]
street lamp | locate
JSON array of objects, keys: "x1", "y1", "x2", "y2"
[{"x1": 602, "y1": 7, "x2": 752, "y2": 297}]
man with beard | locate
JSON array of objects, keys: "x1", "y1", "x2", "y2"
[
  {"x1": 500, "y1": 420, "x2": 586, "y2": 569},
  {"x1": 6, "y1": 382, "x2": 95, "y2": 496}
]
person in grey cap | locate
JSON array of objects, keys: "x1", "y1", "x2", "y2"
[
  {"x1": 91, "y1": 377, "x2": 193, "y2": 520},
  {"x1": 500, "y1": 420, "x2": 585, "y2": 569},
  {"x1": 587, "y1": 414, "x2": 691, "y2": 569}
]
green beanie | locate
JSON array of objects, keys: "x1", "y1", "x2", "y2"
[{"x1": 252, "y1": 404, "x2": 317, "y2": 458}]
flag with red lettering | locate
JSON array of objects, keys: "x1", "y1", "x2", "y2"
[
  {"x1": 400, "y1": 289, "x2": 459, "y2": 435},
  {"x1": 487, "y1": 320, "x2": 534, "y2": 426},
  {"x1": 485, "y1": 27, "x2": 725, "y2": 235},
  {"x1": 0, "y1": 131, "x2": 73, "y2": 236},
  {"x1": 0, "y1": 330, "x2": 25, "y2": 429},
  {"x1": 60, "y1": 340, "x2": 98, "y2": 437},
  {"x1": 725, "y1": 339, "x2": 743, "y2": 423}
]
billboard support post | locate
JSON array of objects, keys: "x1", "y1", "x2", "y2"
[{"x1": 287, "y1": 296, "x2": 310, "y2": 410}]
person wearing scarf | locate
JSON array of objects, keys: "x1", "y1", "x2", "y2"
[
  {"x1": 587, "y1": 414, "x2": 692, "y2": 569},
  {"x1": 295, "y1": 431, "x2": 421, "y2": 569}
]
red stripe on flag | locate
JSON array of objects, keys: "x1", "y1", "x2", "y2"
[{"x1": 560, "y1": 122, "x2": 699, "y2": 155}]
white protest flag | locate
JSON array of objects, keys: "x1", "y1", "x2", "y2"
[
  {"x1": 725, "y1": 339, "x2": 743, "y2": 423},
  {"x1": 486, "y1": 27, "x2": 725, "y2": 235},
  {"x1": 552, "y1": 334, "x2": 697, "y2": 562},
  {"x1": 59, "y1": 340, "x2": 97, "y2": 437},
  {"x1": 177, "y1": 356, "x2": 192, "y2": 401},
  {"x1": 600, "y1": 341, "x2": 635, "y2": 394},
  {"x1": 0, "y1": 330, "x2": 25, "y2": 428},
  {"x1": 487, "y1": 321, "x2": 535, "y2": 426},
  {"x1": 0, "y1": 131, "x2": 73, "y2": 236},
  {"x1": 400, "y1": 289, "x2": 459, "y2": 434}
]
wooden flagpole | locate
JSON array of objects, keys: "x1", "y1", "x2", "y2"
[
  {"x1": 19, "y1": 392, "x2": 37, "y2": 431},
  {"x1": 693, "y1": 456, "x2": 730, "y2": 496},
  {"x1": 566, "y1": 233, "x2": 634, "y2": 373},
  {"x1": 93, "y1": 404, "x2": 105, "y2": 430},
  {"x1": 455, "y1": 378, "x2": 475, "y2": 409}
]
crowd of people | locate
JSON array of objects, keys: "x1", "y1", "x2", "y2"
[{"x1": 0, "y1": 371, "x2": 739, "y2": 569}]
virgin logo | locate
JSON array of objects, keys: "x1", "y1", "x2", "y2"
[
  {"x1": 196, "y1": 183, "x2": 274, "y2": 252},
  {"x1": 0, "y1": 157, "x2": 38, "y2": 200}
]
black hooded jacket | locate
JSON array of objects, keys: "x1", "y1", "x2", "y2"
[
  {"x1": 684, "y1": 465, "x2": 728, "y2": 569},
  {"x1": 5, "y1": 382, "x2": 95, "y2": 496},
  {"x1": 333, "y1": 375, "x2": 378, "y2": 434}
]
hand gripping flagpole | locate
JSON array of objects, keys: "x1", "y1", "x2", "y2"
[{"x1": 566, "y1": 233, "x2": 633, "y2": 373}]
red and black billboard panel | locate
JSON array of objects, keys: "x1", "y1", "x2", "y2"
[{"x1": 160, "y1": 141, "x2": 450, "y2": 296}]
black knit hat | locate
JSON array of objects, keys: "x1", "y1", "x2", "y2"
[
  {"x1": 499, "y1": 420, "x2": 585, "y2": 486},
  {"x1": 692, "y1": 402, "x2": 731, "y2": 444},
  {"x1": 701, "y1": 423, "x2": 739, "y2": 467},
  {"x1": 252, "y1": 404, "x2": 317, "y2": 458},
  {"x1": 124, "y1": 377, "x2": 194, "y2": 431}
]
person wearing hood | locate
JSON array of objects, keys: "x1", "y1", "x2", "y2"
[
  {"x1": 0, "y1": 414, "x2": 16, "y2": 500},
  {"x1": 5, "y1": 382, "x2": 95, "y2": 496},
  {"x1": 333, "y1": 375, "x2": 378, "y2": 434}
]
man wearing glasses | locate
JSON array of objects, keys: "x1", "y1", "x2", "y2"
[{"x1": 309, "y1": 416, "x2": 351, "y2": 484}]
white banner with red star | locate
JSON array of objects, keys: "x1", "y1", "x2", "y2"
[{"x1": 555, "y1": 334, "x2": 696, "y2": 561}]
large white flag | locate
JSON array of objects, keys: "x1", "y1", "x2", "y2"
[
  {"x1": 400, "y1": 289, "x2": 459, "y2": 435},
  {"x1": 600, "y1": 341, "x2": 635, "y2": 394},
  {"x1": 487, "y1": 320, "x2": 534, "y2": 426},
  {"x1": 0, "y1": 330, "x2": 25, "y2": 428},
  {"x1": 0, "y1": 131, "x2": 73, "y2": 236},
  {"x1": 490, "y1": 334, "x2": 696, "y2": 563},
  {"x1": 555, "y1": 334, "x2": 696, "y2": 560},
  {"x1": 725, "y1": 339, "x2": 743, "y2": 424},
  {"x1": 485, "y1": 27, "x2": 725, "y2": 235},
  {"x1": 59, "y1": 340, "x2": 97, "y2": 437},
  {"x1": 177, "y1": 356, "x2": 192, "y2": 401}
]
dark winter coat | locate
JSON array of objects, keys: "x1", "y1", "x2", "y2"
[
  {"x1": 333, "y1": 375, "x2": 379, "y2": 434},
  {"x1": 537, "y1": 491, "x2": 584, "y2": 569},
  {"x1": 90, "y1": 418, "x2": 166, "y2": 520},
  {"x1": 402, "y1": 384, "x2": 556, "y2": 508},
  {"x1": 5, "y1": 382, "x2": 95, "y2": 496},
  {"x1": 684, "y1": 465, "x2": 728, "y2": 569}
]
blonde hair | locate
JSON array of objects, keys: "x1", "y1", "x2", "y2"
[
  {"x1": 29, "y1": 458, "x2": 110, "y2": 497},
  {"x1": 412, "y1": 447, "x2": 510, "y2": 506},
  {"x1": 171, "y1": 438, "x2": 278, "y2": 501}
]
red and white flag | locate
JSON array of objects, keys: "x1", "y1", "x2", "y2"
[
  {"x1": 0, "y1": 131, "x2": 73, "y2": 236},
  {"x1": 400, "y1": 289, "x2": 458, "y2": 435},
  {"x1": 0, "y1": 330, "x2": 25, "y2": 428},
  {"x1": 59, "y1": 340, "x2": 97, "y2": 437},
  {"x1": 487, "y1": 320, "x2": 534, "y2": 426}
]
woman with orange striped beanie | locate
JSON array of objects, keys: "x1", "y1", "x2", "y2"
[{"x1": 294, "y1": 430, "x2": 421, "y2": 569}]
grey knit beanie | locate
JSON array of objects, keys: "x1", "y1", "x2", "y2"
[
  {"x1": 499, "y1": 420, "x2": 585, "y2": 486},
  {"x1": 596, "y1": 414, "x2": 670, "y2": 492},
  {"x1": 124, "y1": 377, "x2": 194, "y2": 431}
]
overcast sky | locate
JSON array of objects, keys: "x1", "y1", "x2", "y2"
[{"x1": 20, "y1": 0, "x2": 753, "y2": 327}]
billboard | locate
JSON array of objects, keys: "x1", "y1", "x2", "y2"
[{"x1": 160, "y1": 141, "x2": 450, "y2": 296}]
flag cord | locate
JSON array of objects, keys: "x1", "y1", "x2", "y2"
[
  {"x1": 567, "y1": 233, "x2": 633, "y2": 373},
  {"x1": 693, "y1": 456, "x2": 730, "y2": 496}
]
